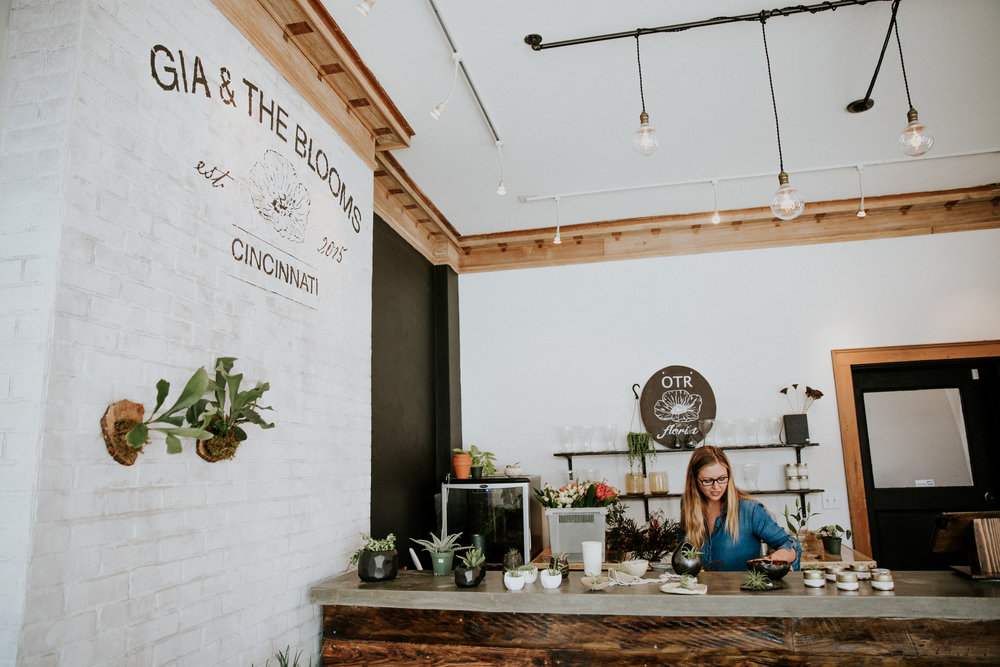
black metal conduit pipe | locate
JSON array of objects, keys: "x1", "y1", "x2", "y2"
[{"x1": 523, "y1": 0, "x2": 893, "y2": 51}]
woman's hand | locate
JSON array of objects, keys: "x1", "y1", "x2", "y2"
[{"x1": 770, "y1": 547, "x2": 796, "y2": 563}]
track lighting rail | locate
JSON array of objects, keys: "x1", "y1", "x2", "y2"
[{"x1": 524, "y1": 0, "x2": 891, "y2": 51}]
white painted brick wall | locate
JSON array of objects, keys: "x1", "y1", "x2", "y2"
[
  {"x1": 0, "y1": 0, "x2": 79, "y2": 663},
  {"x1": 5, "y1": 0, "x2": 374, "y2": 665}
]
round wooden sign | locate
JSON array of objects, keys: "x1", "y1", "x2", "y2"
[{"x1": 639, "y1": 365, "x2": 717, "y2": 448}]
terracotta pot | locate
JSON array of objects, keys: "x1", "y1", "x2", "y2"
[{"x1": 453, "y1": 453, "x2": 472, "y2": 479}]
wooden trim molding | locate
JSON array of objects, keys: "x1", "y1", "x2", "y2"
[
  {"x1": 211, "y1": 0, "x2": 413, "y2": 169},
  {"x1": 830, "y1": 340, "x2": 1000, "y2": 556},
  {"x1": 456, "y1": 183, "x2": 1000, "y2": 272}
]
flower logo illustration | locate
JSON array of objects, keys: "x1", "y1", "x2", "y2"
[
  {"x1": 249, "y1": 149, "x2": 310, "y2": 242},
  {"x1": 653, "y1": 390, "x2": 703, "y2": 423}
]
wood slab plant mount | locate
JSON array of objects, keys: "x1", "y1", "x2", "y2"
[{"x1": 100, "y1": 399, "x2": 145, "y2": 466}]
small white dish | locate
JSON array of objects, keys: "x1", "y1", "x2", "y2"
[
  {"x1": 581, "y1": 576, "x2": 613, "y2": 590},
  {"x1": 660, "y1": 581, "x2": 708, "y2": 595}
]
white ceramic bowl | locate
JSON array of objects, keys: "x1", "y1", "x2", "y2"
[{"x1": 619, "y1": 559, "x2": 649, "y2": 577}]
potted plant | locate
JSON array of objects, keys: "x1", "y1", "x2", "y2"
[
  {"x1": 517, "y1": 563, "x2": 538, "y2": 584},
  {"x1": 454, "y1": 547, "x2": 486, "y2": 588},
  {"x1": 102, "y1": 366, "x2": 216, "y2": 465},
  {"x1": 783, "y1": 498, "x2": 819, "y2": 544},
  {"x1": 671, "y1": 542, "x2": 703, "y2": 576},
  {"x1": 549, "y1": 552, "x2": 570, "y2": 577},
  {"x1": 539, "y1": 565, "x2": 563, "y2": 588},
  {"x1": 470, "y1": 445, "x2": 497, "y2": 478},
  {"x1": 412, "y1": 530, "x2": 467, "y2": 575},
  {"x1": 191, "y1": 357, "x2": 274, "y2": 462},
  {"x1": 349, "y1": 533, "x2": 398, "y2": 582},
  {"x1": 502, "y1": 546, "x2": 524, "y2": 571},
  {"x1": 818, "y1": 525, "x2": 852, "y2": 555},
  {"x1": 625, "y1": 431, "x2": 654, "y2": 494},
  {"x1": 605, "y1": 504, "x2": 679, "y2": 563},
  {"x1": 502, "y1": 568, "x2": 525, "y2": 591},
  {"x1": 451, "y1": 448, "x2": 472, "y2": 479}
]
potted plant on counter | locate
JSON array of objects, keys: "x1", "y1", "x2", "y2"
[
  {"x1": 539, "y1": 564, "x2": 563, "y2": 588},
  {"x1": 671, "y1": 542, "x2": 703, "y2": 576},
  {"x1": 502, "y1": 546, "x2": 524, "y2": 571},
  {"x1": 193, "y1": 357, "x2": 274, "y2": 462},
  {"x1": 451, "y1": 448, "x2": 472, "y2": 479},
  {"x1": 467, "y1": 445, "x2": 496, "y2": 478},
  {"x1": 784, "y1": 499, "x2": 819, "y2": 544},
  {"x1": 412, "y1": 530, "x2": 467, "y2": 575},
  {"x1": 818, "y1": 525, "x2": 852, "y2": 555},
  {"x1": 350, "y1": 533, "x2": 398, "y2": 582},
  {"x1": 454, "y1": 547, "x2": 486, "y2": 588}
]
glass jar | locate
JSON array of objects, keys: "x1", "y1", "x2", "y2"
[
  {"x1": 825, "y1": 565, "x2": 845, "y2": 581},
  {"x1": 624, "y1": 473, "x2": 645, "y2": 495},
  {"x1": 786, "y1": 475, "x2": 802, "y2": 490},
  {"x1": 649, "y1": 471, "x2": 669, "y2": 495}
]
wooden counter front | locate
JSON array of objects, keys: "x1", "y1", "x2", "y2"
[{"x1": 311, "y1": 570, "x2": 1000, "y2": 665}]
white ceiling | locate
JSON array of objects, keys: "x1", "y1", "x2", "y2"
[{"x1": 328, "y1": 0, "x2": 1000, "y2": 237}]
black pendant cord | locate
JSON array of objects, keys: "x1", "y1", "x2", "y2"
[
  {"x1": 846, "y1": 0, "x2": 899, "y2": 112},
  {"x1": 635, "y1": 32, "x2": 647, "y2": 114},
  {"x1": 760, "y1": 17, "x2": 785, "y2": 174},
  {"x1": 894, "y1": 15, "x2": 914, "y2": 110}
]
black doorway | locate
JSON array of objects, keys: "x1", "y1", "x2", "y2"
[{"x1": 852, "y1": 357, "x2": 1000, "y2": 569}]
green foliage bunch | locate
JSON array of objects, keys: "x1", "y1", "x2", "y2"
[
  {"x1": 190, "y1": 357, "x2": 274, "y2": 458},
  {"x1": 605, "y1": 504, "x2": 679, "y2": 562},
  {"x1": 412, "y1": 530, "x2": 467, "y2": 554},
  {"x1": 124, "y1": 367, "x2": 214, "y2": 454},
  {"x1": 458, "y1": 548, "x2": 485, "y2": 569},
  {"x1": 349, "y1": 533, "x2": 396, "y2": 566}
]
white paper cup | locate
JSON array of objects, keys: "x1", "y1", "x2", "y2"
[{"x1": 581, "y1": 540, "x2": 603, "y2": 577}]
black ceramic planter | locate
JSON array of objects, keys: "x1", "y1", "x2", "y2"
[
  {"x1": 782, "y1": 414, "x2": 810, "y2": 444},
  {"x1": 502, "y1": 551, "x2": 524, "y2": 571},
  {"x1": 671, "y1": 542, "x2": 703, "y2": 576},
  {"x1": 822, "y1": 537, "x2": 842, "y2": 555},
  {"x1": 454, "y1": 565, "x2": 485, "y2": 588},
  {"x1": 357, "y1": 549, "x2": 399, "y2": 582}
]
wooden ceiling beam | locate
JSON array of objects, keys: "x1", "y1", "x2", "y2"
[{"x1": 456, "y1": 184, "x2": 1000, "y2": 273}]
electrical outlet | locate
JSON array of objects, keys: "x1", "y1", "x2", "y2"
[{"x1": 823, "y1": 492, "x2": 841, "y2": 509}]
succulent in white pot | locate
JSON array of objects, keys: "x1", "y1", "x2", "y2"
[{"x1": 539, "y1": 567, "x2": 563, "y2": 589}]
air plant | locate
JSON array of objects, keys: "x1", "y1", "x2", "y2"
[
  {"x1": 780, "y1": 384, "x2": 824, "y2": 413},
  {"x1": 678, "y1": 573, "x2": 697, "y2": 590},
  {"x1": 742, "y1": 569, "x2": 771, "y2": 591}
]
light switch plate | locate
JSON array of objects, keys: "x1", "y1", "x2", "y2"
[{"x1": 822, "y1": 492, "x2": 841, "y2": 509}]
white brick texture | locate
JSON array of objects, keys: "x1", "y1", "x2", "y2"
[{"x1": 3, "y1": 1, "x2": 374, "y2": 665}]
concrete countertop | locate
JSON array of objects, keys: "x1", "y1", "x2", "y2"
[{"x1": 310, "y1": 569, "x2": 1000, "y2": 620}]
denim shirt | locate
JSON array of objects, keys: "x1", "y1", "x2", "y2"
[{"x1": 681, "y1": 499, "x2": 801, "y2": 572}]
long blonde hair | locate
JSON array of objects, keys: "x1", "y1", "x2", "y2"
[{"x1": 680, "y1": 446, "x2": 752, "y2": 549}]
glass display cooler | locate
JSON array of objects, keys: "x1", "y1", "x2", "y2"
[{"x1": 441, "y1": 476, "x2": 544, "y2": 565}]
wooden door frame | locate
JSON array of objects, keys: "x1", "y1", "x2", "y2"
[{"x1": 831, "y1": 340, "x2": 1000, "y2": 556}]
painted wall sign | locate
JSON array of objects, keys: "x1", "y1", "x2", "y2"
[
  {"x1": 147, "y1": 42, "x2": 370, "y2": 308},
  {"x1": 639, "y1": 365, "x2": 717, "y2": 448}
]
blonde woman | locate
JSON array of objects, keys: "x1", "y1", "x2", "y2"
[{"x1": 678, "y1": 446, "x2": 800, "y2": 571}]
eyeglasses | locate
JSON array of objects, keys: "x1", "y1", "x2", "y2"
[{"x1": 697, "y1": 475, "x2": 729, "y2": 488}]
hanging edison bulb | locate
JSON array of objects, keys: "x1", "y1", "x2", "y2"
[
  {"x1": 898, "y1": 108, "x2": 933, "y2": 157},
  {"x1": 770, "y1": 171, "x2": 804, "y2": 220},
  {"x1": 633, "y1": 111, "x2": 660, "y2": 156}
]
